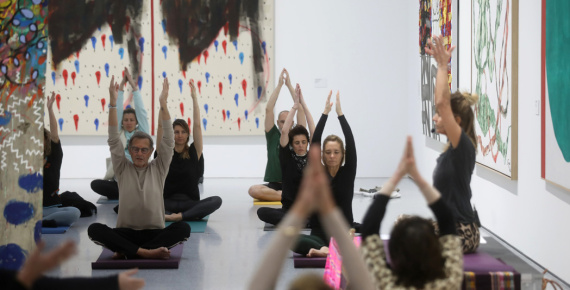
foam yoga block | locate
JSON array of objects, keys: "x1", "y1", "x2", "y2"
[
  {"x1": 252, "y1": 199, "x2": 281, "y2": 205},
  {"x1": 41, "y1": 226, "x2": 70, "y2": 234},
  {"x1": 293, "y1": 253, "x2": 327, "y2": 268},
  {"x1": 92, "y1": 244, "x2": 184, "y2": 269},
  {"x1": 96, "y1": 196, "x2": 119, "y2": 204},
  {"x1": 165, "y1": 215, "x2": 209, "y2": 233}
]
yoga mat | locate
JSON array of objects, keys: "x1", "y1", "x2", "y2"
[
  {"x1": 41, "y1": 226, "x2": 70, "y2": 234},
  {"x1": 96, "y1": 196, "x2": 119, "y2": 204},
  {"x1": 92, "y1": 244, "x2": 183, "y2": 269},
  {"x1": 253, "y1": 199, "x2": 281, "y2": 205},
  {"x1": 263, "y1": 222, "x2": 309, "y2": 232},
  {"x1": 293, "y1": 254, "x2": 327, "y2": 268},
  {"x1": 165, "y1": 215, "x2": 209, "y2": 233}
]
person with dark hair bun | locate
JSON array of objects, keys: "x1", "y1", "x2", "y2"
[
  {"x1": 360, "y1": 137, "x2": 463, "y2": 289},
  {"x1": 425, "y1": 35, "x2": 480, "y2": 253},
  {"x1": 91, "y1": 67, "x2": 150, "y2": 200},
  {"x1": 257, "y1": 84, "x2": 315, "y2": 226},
  {"x1": 155, "y1": 80, "x2": 222, "y2": 222}
]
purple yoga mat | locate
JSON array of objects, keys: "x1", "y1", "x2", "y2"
[
  {"x1": 91, "y1": 244, "x2": 183, "y2": 269},
  {"x1": 463, "y1": 252, "x2": 517, "y2": 273},
  {"x1": 293, "y1": 253, "x2": 327, "y2": 268},
  {"x1": 383, "y1": 240, "x2": 517, "y2": 273}
]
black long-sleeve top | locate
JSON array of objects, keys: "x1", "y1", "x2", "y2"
[
  {"x1": 310, "y1": 114, "x2": 356, "y2": 228},
  {"x1": 361, "y1": 195, "x2": 457, "y2": 239}
]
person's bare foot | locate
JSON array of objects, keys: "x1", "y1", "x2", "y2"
[
  {"x1": 165, "y1": 213, "x2": 183, "y2": 222},
  {"x1": 307, "y1": 246, "x2": 329, "y2": 258},
  {"x1": 137, "y1": 247, "x2": 171, "y2": 259},
  {"x1": 112, "y1": 252, "x2": 126, "y2": 259}
]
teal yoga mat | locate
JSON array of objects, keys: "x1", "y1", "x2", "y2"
[
  {"x1": 165, "y1": 215, "x2": 209, "y2": 233},
  {"x1": 96, "y1": 196, "x2": 119, "y2": 204}
]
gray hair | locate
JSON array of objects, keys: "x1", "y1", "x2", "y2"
[{"x1": 129, "y1": 131, "x2": 154, "y2": 149}]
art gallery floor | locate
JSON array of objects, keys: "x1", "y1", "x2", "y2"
[{"x1": 41, "y1": 178, "x2": 558, "y2": 290}]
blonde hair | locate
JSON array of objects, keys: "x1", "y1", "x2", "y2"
[
  {"x1": 448, "y1": 91, "x2": 479, "y2": 150},
  {"x1": 322, "y1": 135, "x2": 345, "y2": 167}
]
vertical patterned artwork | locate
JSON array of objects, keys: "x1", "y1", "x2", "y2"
[
  {"x1": 542, "y1": 0, "x2": 570, "y2": 190},
  {"x1": 156, "y1": 0, "x2": 274, "y2": 135},
  {"x1": 45, "y1": 0, "x2": 151, "y2": 135},
  {"x1": 0, "y1": 0, "x2": 47, "y2": 270},
  {"x1": 471, "y1": 0, "x2": 518, "y2": 179},
  {"x1": 419, "y1": 0, "x2": 457, "y2": 141},
  {"x1": 45, "y1": 0, "x2": 274, "y2": 136}
]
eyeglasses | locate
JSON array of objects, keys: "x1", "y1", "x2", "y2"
[{"x1": 130, "y1": 146, "x2": 150, "y2": 154}]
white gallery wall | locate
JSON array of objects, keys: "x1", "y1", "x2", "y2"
[{"x1": 58, "y1": 0, "x2": 569, "y2": 282}]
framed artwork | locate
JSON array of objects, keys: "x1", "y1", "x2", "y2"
[
  {"x1": 541, "y1": 0, "x2": 570, "y2": 191},
  {"x1": 420, "y1": 0, "x2": 458, "y2": 141},
  {"x1": 471, "y1": 0, "x2": 518, "y2": 179},
  {"x1": 45, "y1": 0, "x2": 274, "y2": 136}
]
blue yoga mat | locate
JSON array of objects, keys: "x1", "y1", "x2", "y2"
[
  {"x1": 96, "y1": 196, "x2": 119, "y2": 204},
  {"x1": 165, "y1": 215, "x2": 209, "y2": 233},
  {"x1": 41, "y1": 226, "x2": 70, "y2": 234}
]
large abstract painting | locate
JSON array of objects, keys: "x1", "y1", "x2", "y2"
[
  {"x1": 0, "y1": 0, "x2": 46, "y2": 270},
  {"x1": 419, "y1": 0, "x2": 458, "y2": 141},
  {"x1": 45, "y1": 0, "x2": 274, "y2": 136},
  {"x1": 542, "y1": 0, "x2": 570, "y2": 191},
  {"x1": 471, "y1": 0, "x2": 518, "y2": 179}
]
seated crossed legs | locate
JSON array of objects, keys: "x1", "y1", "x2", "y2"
[{"x1": 88, "y1": 222, "x2": 190, "y2": 259}]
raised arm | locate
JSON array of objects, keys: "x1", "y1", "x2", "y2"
[
  {"x1": 279, "y1": 90, "x2": 299, "y2": 148},
  {"x1": 108, "y1": 76, "x2": 119, "y2": 128},
  {"x1": 425, "y1": 35, "x2": 461, "y2": 147},
  {"x1": 284, "y1": 69, "x2": 306, "y2": 128},
  {"x1": 124, "y1": 68, "x2": 149, "y2": 134},
  {"x1": 297, "y1": 85, "x2": 315, "y2": 139},
  {"x1": 190, "y1": 80, "x2": 203, "y2": 159},
  {"x1": 156, "y1": 109, "x2": 163, "y2": 154},
  {"x1": 47, "y1": 92, "x2": 59, "y2": 143},
  {"x1": 336, "y1": 92, "x2": 356, "y2": 171},
  {"x1": 264, "y1": 69, "x2": 285, "y2": 132},
  {"x1": 311, "y1": 91, "x2": 332, "y2": 145},
  {"x1": 156, "y1": 78, "x2": 174, "y2": 172}
]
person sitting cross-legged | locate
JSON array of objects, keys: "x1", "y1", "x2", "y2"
[{"x1": 87, "y1": 77, "x2": 190, "y2": 260}]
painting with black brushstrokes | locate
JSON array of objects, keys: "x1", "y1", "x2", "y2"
[
  {"x1": 47, "y1": 0, "x2": 144, "y2": 76},
  {"x1": 45, "y1": 0, "x2": 274, "y2": 136}
]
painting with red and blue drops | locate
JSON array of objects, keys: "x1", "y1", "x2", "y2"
[
  {"x1": 0, "y1": 0, "x2": 46, "y2": 271},
  {"x1": 44, "y1": 0, "x2": 274, "y2": 136}
]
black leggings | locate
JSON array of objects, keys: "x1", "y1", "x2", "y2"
[
  {"x1": 164, "y1": 196, "x2": 222, "y2": 221},
  {"x1": 90, "y1": 179, "x2": 119, "y2": 199},
  {"x1": 87, "y1": 222, "x2": 190, "y2": 258},
  {"x1": 257, "y1": 207, "x2": 287, "y2": 226},
  {"x1": 293, "y1": 228, "x2": 328, "y2": 255}
]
